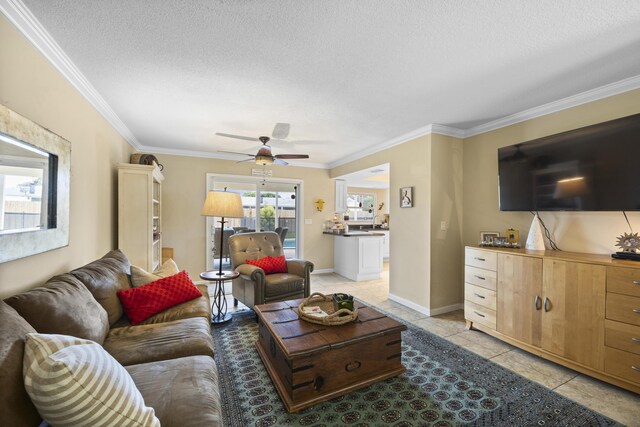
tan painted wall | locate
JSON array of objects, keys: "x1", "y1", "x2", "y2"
[
  {"x1": 463, "y1": 89, "x2": 640, "y2": 255},
  {"x1": 331, "y1": 136, "x2": 432, "y2": 309},
  {"x1": 157, "y1": 154, "x2": 334, "y2": 276},
  {"x1": 430, "y1": 134, "x2": 464, "y2": 309},
  {"x1": 0, "y1": 16, "x2": 133, "y2": 298}
]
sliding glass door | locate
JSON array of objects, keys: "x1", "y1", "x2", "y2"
[{"x1": 205, "y1": 175, "x2": 301, "y2": 269}]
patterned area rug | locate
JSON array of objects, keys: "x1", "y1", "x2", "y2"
[{"x1": 212, "y1": 310, "x2": 619, "y2": 426}]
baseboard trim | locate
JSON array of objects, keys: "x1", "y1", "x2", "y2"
[
  {"x1": 429, "y1": 303, "x2": 463, "y2": 316},
  {"x1": 388, "y1": 294, "x2": 462, "y2": 317},
  {"x1": 311, "y1": 268, "x2": 334, "y2": 274},
  {"x1": 388, "y1": 293, "x2": 430, "y2": 316}
]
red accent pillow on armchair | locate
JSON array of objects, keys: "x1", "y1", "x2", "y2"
[
  {"x1": 246, "y1": 255, "x2": 288, "y2": 274},
  {"x1": 117, "y1": 270, "x2": 202, "y2": 325}
]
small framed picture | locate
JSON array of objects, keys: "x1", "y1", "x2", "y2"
[
  {"x1": 506, "y1": 228, "x2": 519, "y2": 243},
  {"x1": 400, "y1": 186, "x2": 413, "y2": 208},
  {"x1": 480, "y1": 231, "x2": 500, "y2": 244},
  {"x1": 493, "y1": 237, "x2": 507, "y2": 246}
]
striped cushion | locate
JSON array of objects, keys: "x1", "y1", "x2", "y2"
[{"x1": 23, "y1": 333, "x2": 160, "y2": 427}]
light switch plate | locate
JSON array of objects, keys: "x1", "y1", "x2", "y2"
[
  {"x1": 304, "y1": 219, "x2": 312, "y2": 225},
  {"x1": 440, "y1": 221, "x2": 447, "y2": 230}
]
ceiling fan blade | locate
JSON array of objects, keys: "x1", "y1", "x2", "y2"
[
  {"x1": 215, "y1": 132, "x2": 259, "y2": 142},
  {"x1": 275, "y1": 154, "x2": 310, "y2": 159},
  {"x1": 217, "y1": 150, "x2": 254, "y2": 157},
  {"x1": 272, "y1": 123, "x2": 290, "y2": 140},
  {"x1": 273, "y1": 158, "x2": 288, "y2": 166}
]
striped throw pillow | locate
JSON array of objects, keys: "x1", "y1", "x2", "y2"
[{"x1": 23, "y1": 333, "x2": 160, "y2": 427}]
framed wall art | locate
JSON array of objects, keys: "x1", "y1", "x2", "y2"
[{"x1": 400, "y1": 186, "x2": 413, "y2": 208}]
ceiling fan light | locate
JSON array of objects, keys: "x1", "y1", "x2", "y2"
[{"x1": 255, "y1": 155, "x2": 273, "y2": 165}]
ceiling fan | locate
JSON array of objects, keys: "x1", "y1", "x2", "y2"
[
  {"x1": 218, "y1": 136, "x2": 310, "y2": 166},
  {"x1": 216, "y1": 123, "x2": 310, "y2": 165}
]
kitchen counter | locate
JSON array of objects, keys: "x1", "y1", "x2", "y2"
[
  {"x1": 329, "y1": 232, "x2": 384, "y2": 281},
  {"x1": 323, "y1": 231, "x2": 385, "y2": 237}
]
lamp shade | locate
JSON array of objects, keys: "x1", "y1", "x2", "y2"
[{"x1": 201, "y1": 191, "x2": 244, "y2": 218}]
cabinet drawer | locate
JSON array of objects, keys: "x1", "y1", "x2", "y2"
[
  {"x1": 465, "y1": 266, "x2": 497, "y2": 291},
  {"x1": 465, "y1": 283, "x2": 497, "y2": 310},
  {"x1": 607, "y1": 266, "x2": 640, "y2": 297},
  {"x1": 604, "y1": 347, "x2": 640, "y2": 385},
  {"x1": 465, "y1": 300, "x2": 496, "y2": 330},
  {"x1": 606, "y1": 293, "x2": 640, "y2": 327},
  {"x1": 605, "y1": 319, "x2": 640, "y2": 355},
  {"x1": 465, "y1": 248, "x2": 497, "y2": 271}
]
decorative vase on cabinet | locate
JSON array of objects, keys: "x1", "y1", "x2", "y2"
[{"x1": 118, "y1": 164, "x2": 164, "y2": 272}]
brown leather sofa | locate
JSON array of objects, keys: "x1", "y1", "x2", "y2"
[
  {"x1": 0, "y1": 250, "x2": 222, "y2": 427},
  {"x1": 228, "y1": 231, "x2": 313, "y2": 309}
]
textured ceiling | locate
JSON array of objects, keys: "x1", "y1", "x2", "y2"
[{"x1": 18, "y1": 0, "x2": 640, "y2": 167}]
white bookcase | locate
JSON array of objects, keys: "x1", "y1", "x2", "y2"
[{"x1": 118, "y1": 163, "x2": 164, "y2": 272}]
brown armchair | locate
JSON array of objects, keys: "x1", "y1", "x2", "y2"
[{"x1": 228, "y1": 231, "x2": 313, "y2": 309}]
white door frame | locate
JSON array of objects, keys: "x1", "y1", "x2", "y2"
[{"x1": 204, "y1": 173, "x2": 304, "y2": 270}]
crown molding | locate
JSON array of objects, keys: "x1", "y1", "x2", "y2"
[
  {"x1": 327, "y1": 123, "x2": 464, "y2": 169},
  {"x1": 0, "y1": 0, "x2": 142, "y2": 150},
  {"x1": 463, "y1": 74, "x2": 640, "y2": 138},
  {"x1": 144, "y1": 144, "x2": 329, "y2": 169}
]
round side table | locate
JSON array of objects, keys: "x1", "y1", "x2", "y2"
[{"x1": 200, "y1": 270, "x2": 240, "y2": 324}]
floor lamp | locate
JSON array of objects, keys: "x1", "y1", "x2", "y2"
[{"x1": 201, "y1": 190, "x2": 244, "y2": 323}]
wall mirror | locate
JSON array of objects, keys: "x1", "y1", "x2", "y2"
[{"x1": 0, "y1": 104, "x2": 70, "y2": 263}]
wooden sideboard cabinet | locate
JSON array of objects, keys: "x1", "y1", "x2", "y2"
[
  {"x1": 465, "y1": 246, "x2": 640, "y2": 394},
  {"x1": 118, "y1": 164, "x2": 164, "y2": 272}
]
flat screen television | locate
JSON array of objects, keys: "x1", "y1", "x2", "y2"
[{"x1": 498, "y1": 113, "x2": 640, "y2": 211}]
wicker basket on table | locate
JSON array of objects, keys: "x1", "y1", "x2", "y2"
[{"x1": 298, "y1": 292, "x2": 358, "y2": 326}]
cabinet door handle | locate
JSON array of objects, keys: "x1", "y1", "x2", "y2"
[
  {"x1": 473, "y1": 311, "x2": 486, "y2": 318},
  {"x1": 543, "y1": 297, "x2": 550, "y2": 312},
  {"x1": 534, "y1": 295, "x2": 541, "y2": 310},
  {"x1": 633, "y1": 280, "x2": 640, "y2": 285},
  {"x1": 631, "y1": 337, "x2": 640, "y2": 343},
  {"x1": 633, "y1": 309, "x2": 640, "y2": 314},
  {"x1": 632, "y1": 366, "x2": 640, "y2": 373},
  {"x1": 474, "y1": 275, "x2": 486, "y2": 280},
  {"x1": 474, "y1": 257, "x2": 486, "y2": 261},
  {"x1": 474, "y1": 293, "x2": 486, "y2": 299}
]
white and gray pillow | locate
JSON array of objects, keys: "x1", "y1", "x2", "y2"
[{"x1": 23, "y1": 333, "x2": 159, "y2": 427}]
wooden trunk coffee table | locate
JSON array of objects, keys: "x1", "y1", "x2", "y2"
[{"x1": 254, "y1": 297, "x2": 407, "y2": 413}]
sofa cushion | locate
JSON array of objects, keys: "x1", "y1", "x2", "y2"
[
  {"x1": 0, "y1": 301, "x2": 40, "y2": 427},
  {"x1": 5, "y1": 273, "x2": 110, "y2": 344},
  {"x1": 246, "y1": 255, "x2": 288, "y2": 274},
  {"x1": 71, "y1": 249, "x2": 132, "y2": 325},
  {"x1": 264, "y1": 273, "x2": 304, "y2": 297},
  {"x1": 104, "y1": 317, "x2": 214, "y2": 366},
  {"x1": 117, "y1": 271, "x2": 203, "y2": 325},
  {"x1": 111, "y1": 285, "x2": 211, "y2": 328},
  {"x1": 24, "y1": 333, "x2": 160, "y2": 427},
  {"x1": 131, "y1": 258, "x2": 179, "y2": 287},
  {"x1": 126, "y1": 356, "x2": 222, "y2": 427}
]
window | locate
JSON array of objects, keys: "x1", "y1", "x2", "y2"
[{"x1": 346, "y1": 192, "x2": 375, "y2": 220}]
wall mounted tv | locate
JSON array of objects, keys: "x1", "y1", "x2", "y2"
[{"x1": 498, "y1": 113, "x2": 640, "y2": 211}]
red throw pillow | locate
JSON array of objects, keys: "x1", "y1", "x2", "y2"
[
  {"x1": 117, "y1": 270, "x2": 202, "y2": 325},
  {"x1": 246, "y1": 255, "x2": 288, "y2": 274}
]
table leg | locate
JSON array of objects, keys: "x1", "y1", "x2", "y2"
[{"x1": 211, "y1": 280, "x2": 232, "y2": 324}]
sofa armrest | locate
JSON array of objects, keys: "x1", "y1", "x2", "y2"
[
  {"x1": 235, "y1": 263, "x2": 266, "y2": 283},
  {"x1": 286, "y1": 259, "x2": 314, "y2": 297}
]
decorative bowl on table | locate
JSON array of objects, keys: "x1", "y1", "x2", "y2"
[{"x1": 298, "y1": 292, "x2": 358, "y2": 326}]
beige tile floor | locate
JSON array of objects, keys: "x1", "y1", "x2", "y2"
[{"x1": 217, "y1": 264, "x2": 640, "y2": 426}]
